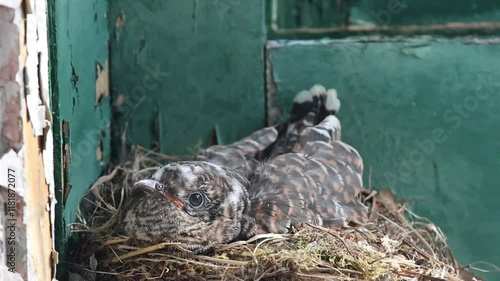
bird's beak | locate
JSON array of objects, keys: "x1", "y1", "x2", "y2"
[
  {"x1": 134, "y1": 179, "x2": 185, "y2": 209},
  {"x1": 134, "y1": 179, "x2": 160, "y2": 193}
]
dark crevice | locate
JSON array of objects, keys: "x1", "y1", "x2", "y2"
[{"x1": 70, "y1": 62, "x2": 79, "y2": 92}]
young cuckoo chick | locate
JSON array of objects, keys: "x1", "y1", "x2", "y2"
[{"x1": 115, "y1": 85, "x2": 369, "y2": 253}]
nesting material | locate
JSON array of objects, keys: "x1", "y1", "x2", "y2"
[{"x1": 69, "y1": 147, "x2": 472, "y2": 281}]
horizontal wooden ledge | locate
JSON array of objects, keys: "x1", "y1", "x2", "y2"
[{"x1": 270, "y1": 22, "x2": 500, "y2": 36}]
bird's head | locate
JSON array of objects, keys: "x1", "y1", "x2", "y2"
[{"x1": 118, "y1": 161, "x2": 250, "y2": 253}]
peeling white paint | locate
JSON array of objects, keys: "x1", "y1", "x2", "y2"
[
  {"x1": 0, "y1": 1, "x2": 29, "y2": 280},
  {"x1": 26, "y1": 94, "x2": 47, "y2": 136},
  {"x1": 0, "y1": 0, "x2": 21, "y2": 9},
  {"x1": 43, "y1": 127, "x2": 55, "y2": 187},
  {"x1": 0, "y1": 148, "x2": 25, "y2": 197},
  {"x1": 26, "y1": 0, "x2": 48, "y2": 137},
  {"x1": 0, "y1": 264, "x2": 24, "y2": 281},
  {"x1": 25, "y1": 0, "x2": 57, "y2": 279},
  {"x1": 0, "y1": 0, "x2": 57, "y2": 279}
]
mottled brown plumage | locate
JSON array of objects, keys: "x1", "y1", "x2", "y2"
[
  {"x1": 117, "y1": 161, "x2": 250, "y2": 252},
  {"x1": 115, "y1": 85, "x2": 368, "y2": 253}
]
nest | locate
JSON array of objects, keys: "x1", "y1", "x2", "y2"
[{"x1": 68, "y1": 147, "x2": 476, "y2": 281}]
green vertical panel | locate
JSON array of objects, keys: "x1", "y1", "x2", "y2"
[
  {"x1": 276, "y1": 0, "x2": 344, "y2": 29},
  {"x1": 48, "y1": 0, "x2": 110, "y2": 261},
  {"x1": 268, "y1": 37, "x2": 500, "y2": 280},
  {"x1": 350, "y1": 0, "x2": 500, "y2": 26},
  {"x1": 109, "y1": 0, "x2": 266, "y2": 155}
]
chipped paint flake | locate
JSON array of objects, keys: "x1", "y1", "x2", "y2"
[
  {"x1": 26, "y1": 93, "x2": 47, "y2": 136},
  {"x1": 115, "y1": 9, "x2": 125, "y2": 29},
  {"x1": 114, "y1": 94, "x2": 125, "y2": 107},
  {"x1": 95, "y1": 59, "x2": 109, "y2": 104},
  {"x1": 43, "y1": 126, "x2": 55, "y2": 187},
  {"x1": 96, "y1": 141, "x2": 102, "y2": 161}
]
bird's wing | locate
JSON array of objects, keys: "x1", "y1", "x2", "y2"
[
  {"x1": 196, "y1": 85, "x2": 338, "y2": 173},
  {"x1": 195, "y1": 127, "x2": 278, "y2": 176},
  {"x1": 240, "y1": 87, "x2": 367, "y2": 238}
]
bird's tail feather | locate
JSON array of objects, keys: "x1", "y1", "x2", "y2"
[{"x1": 266, "y1": 84, "x2": 342, "y2": 157}]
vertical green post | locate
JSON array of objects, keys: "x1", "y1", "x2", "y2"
[{"x1": 47, "y1": 0, "x2": 110, "y2": 275}]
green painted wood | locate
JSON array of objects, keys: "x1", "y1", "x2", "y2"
[
  {"x1": 351, "y1": 0, "x2": 500, "y2": 27},
  {"x1": 267, "y1": 37, "x2": 500, "y2": 280},
  {"x1": 275, "y1": 0, "x2": 344, "y2": 29},
  {"x1": 267, "y1": 0, "x2": 500, "y2": 40},
  {"x1": 270, "y1": 0, "x2": 500, "y2": 29},
  {"x1": 48, "y1": 0, "x2": 110, "y2": 265},
  {"x1": 109, "y1": 0, "x2": 266, "y2": 155}
]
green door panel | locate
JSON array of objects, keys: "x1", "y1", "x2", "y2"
[
  {"x1": 269, "y1": 0, "x2": 500, "y2": 29},
  {"x1": 351, "y1": 0, "x2": 500, "y2": 27},
  {"x1": 48, "y1": 0, "x2": 110, "y2": 256},
  {"x1": 109, "y1": 0, "x2": 266, "y2": 155},
  {"x1": 268, "y1": 0, "x2": 500, "y2": 39},
  {"x1": 267, "y1": 37, "x2": 500, "y2": 279}
]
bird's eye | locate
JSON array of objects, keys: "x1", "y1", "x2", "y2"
[
  {"x1": 155, "y1": 183, "x2": 163, "y2": 190},
  {"x1": 189, "y1": 193, "x2": 203, "y2": 207}
]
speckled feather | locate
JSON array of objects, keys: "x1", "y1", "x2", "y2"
[
  {"x1": 116, "y1": 161, "x2": 251, "y2": 251},
  {"x1": 195, "y1": 127, "x2": 278, "y2": 176},
  {"x1": 240, "y1": 115, "x2": 367, "y2": 238},
  {"x1": 115, "y1": 85, "x2": 368, "y2": 253}
]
